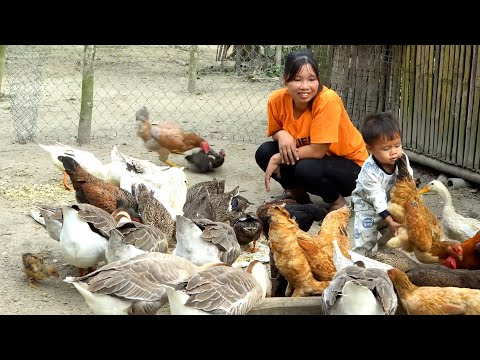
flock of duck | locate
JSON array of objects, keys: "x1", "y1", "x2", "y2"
[{"x1": 24, "y1": 142, "x2": 480, "y2": 315}]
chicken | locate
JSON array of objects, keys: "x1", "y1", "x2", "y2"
[
  {"x1": 405, "y1": 263, "x2": 480, "y2": 289},
  {"x1": 58, "y1": 155, "x2": 137, "y2": 215},
  {"x1": 387, "y1": 154, "x2": 445, "y2": 247},
  {"x1": 266, "y1": 204, "x2": 330, "y2": 297},
  {"x1": 443, "y1": 231, "x2": 480, "y2": 270},
  {"x1": 135, "y1": 106, "x2": 210, "y2": 167},
  {"x1": 185, "y1": 148, "x2": 226, "y2": 172},
  {"x1": 296, "y1": 205, "x2": 352, "y2": 281},
  {"x1": 419, "y1": 180, "x2": 480, "y2": 241},
  {"x1": 387, "y1": 267, "x2": 480, "y2": 315},
  {"x1": 22, "y1": 253, "x2": 59, "y2": 288},
  {"x1": 387, "y1": 200, "x2": 460, "y2": 263}
]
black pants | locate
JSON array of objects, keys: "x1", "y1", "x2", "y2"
[{"x1": 255, "y1": 141, "x2": 361, "y2": 203}]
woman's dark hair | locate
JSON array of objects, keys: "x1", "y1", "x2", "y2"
[
  {"x1": 283, "y1": 49, "x2": 321, "y2": 84},
  {"x1": 361, "y1": 111, "x2": 401, "y2": 146}
]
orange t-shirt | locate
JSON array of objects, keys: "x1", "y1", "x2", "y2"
[{"x1": 266, "y1": 86, "x2": 368, "y2": 167}]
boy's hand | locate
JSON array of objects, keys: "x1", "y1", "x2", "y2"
[{"x1": 385, "y1": 215, "x2": 402, "y2": 236}]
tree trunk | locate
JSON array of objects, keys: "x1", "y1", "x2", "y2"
[
  {"x1": 78, "y1": 45, "x2": 96, "y2": 145},
  {"x1": 0, "y1": 45, "x2": 6, "y2": 95},
  {"x1": 188, "y1": 45, "x2": 198, "y2": 93}
]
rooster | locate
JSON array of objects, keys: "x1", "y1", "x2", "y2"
[
  {"x1": 135, "y1": 106, "x2": 210, "y2": 167},
  {"x1": 443, "y1": 231, "x2": 480, "y2": 270}
]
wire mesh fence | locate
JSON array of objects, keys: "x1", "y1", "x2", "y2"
[{"x1": 4, "y1": 45, "x2": 400, "y2": 146}]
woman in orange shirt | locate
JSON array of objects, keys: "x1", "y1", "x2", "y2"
[{"x1": 255, "y1": 49, "x2": 368, "y2": 210}]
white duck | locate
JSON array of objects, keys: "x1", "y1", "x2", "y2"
[
  {"x1": 65, "y1": 252, "x2": 270, "y2": 315},
  {"x1": 173, "y1": 215, "x2": 241, "y2": 266},
  {"x1": 105, "y1": 208, "x2": 168, "y2": 263},
  {"x1": 60, "y1": 203, "x2": 117, "y2": 276},
  {"x1": 419, "y1": 179, "x2": 480, "y2": 241},
  {"x1": 332, "y1": 239, "x2": 394, "y2": 272},
  {"x1": 39, "y1": 142, "x2": 124, "y2": 189},
  {"x1": 30, "y1": 205, "x2": 63, "y2": 241}
]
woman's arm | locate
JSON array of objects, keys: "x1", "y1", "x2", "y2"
[{"x1": 296, "y1": 143, "x2": 330, "y2": 160}]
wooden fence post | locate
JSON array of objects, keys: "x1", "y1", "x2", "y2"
[
  {"x1": 78, "y1": 45, "x2": 96, "y2": 144},
  {"x1": 188, "y1": 45, "x2": 198, "y2": 93}
]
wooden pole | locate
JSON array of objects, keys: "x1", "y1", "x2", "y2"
[{"x1": 78, "y1": 45, "x2": 96, "y2": 145}]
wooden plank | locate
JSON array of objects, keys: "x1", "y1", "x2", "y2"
[
  {"x1": 447, "y1": 45, "x2": 460, "y2": 163},
  {"x1": 400, "y1": 45, "x2": 409, "y2": 139},
  {"x1": 437, "y1": 45, "x2": 449, "y2": 158},
  {"x1": 463, "y1": 46, "x2": 477, "y2": 167},
  {"x1": 429, "y1": 45, "x2": 441, "y2": 156},
  {"x1": 391, "y1": 46, "x2": 402, "y2": 121},
  {"x1": 412, "y1": 45, "x2": 422, "y2": 150},
  {"x1": 424, "y1": 45, "x2": 434, "y2": 155},
  {"x1": 467, "y1": 45, "x2": 480, "y2": 169},
  {"x1": 434, "y1": 46, "x2": 446, "y2": 157},
  {"x1": 457, "y1": 45, "x2": 472, "y2": 165},
  {"x1": 441, "y1": 45, "x2": 455, "y2": 160},
  {"x1": 451, "y1": 45, "x2": 465, "y2": 163},
  {"x1": 406, "y1": 45, "x2": 416, "y2": 148},
  {"x1": 419, "y1": 45, "x2": 429, "y2": 153}
]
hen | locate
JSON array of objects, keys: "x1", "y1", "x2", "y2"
[
  {"x1": 58, "y1": 155, "x2": 137, "y2": 215},
  {"x1": 135, "y1": 106, "x2": 210, "y2": 167},
  {"x1": 22, "y1": 253, "x2": 59, "y2": 288},
  {"x1": 387, "y1": 267, "x2": 480, "y2": 315},
  {"x1": 388, "y1": 200, "x2": 460, "y2": 264},
  {"x1": 266, "y1": 204, "x2": 330, "y2": 297},
  {"x1": 296, "y1": 205, "x2": 352, "y2": 281}
]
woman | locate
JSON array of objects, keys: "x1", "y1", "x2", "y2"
[{"x1": 255, "y1": 49, "x2": 368, "y2": 210}]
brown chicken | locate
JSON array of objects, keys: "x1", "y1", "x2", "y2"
[
  {"x1": 266, "y1": 204, "x2": 330, "y2": 297},
  {"x1": 135, "y1": 106, "x2": 210, "y2": 167},
  {"x1": 444, "y1": 231, "x2": 480, "y2": 270},
  {"x1": 391, "y1": 200, "x2": 460, "y2": 263},
  {"x1": 22, "y1": 253, "x2": 59, "y2": 288},
  {"x1": 386, "y1": 154, "x2": 452, "y2": 263},
  {"x1": 387, "y1": 267, "x2": 480, "y2": 315},
  {"x1": 296, "y1": 205, "x2": 352, "y2": 281},
  {"x1": 58, "y1": 155, "x2": 137, "y2": 215}
]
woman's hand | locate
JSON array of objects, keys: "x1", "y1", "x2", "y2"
[
  {"x1": 276, "y1": 130, "x2": 299, "y2": 165},
  {"x1": 265, "y1": 153, "x2": 282, "y2": 192}
]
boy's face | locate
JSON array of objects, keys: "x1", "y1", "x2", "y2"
[{"x1": 367, "y1": 136, "x2": 403, "y2": 168}]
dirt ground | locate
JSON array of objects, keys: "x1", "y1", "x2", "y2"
[{"x1": 1, "y1": 117, "x2": 480, "y2": 315}]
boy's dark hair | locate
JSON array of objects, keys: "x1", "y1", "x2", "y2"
[
  {"x1": 361, "y1": 111, "x2": 401, "y2": 146},
  {"x1": 284, "y1": 49, "x2": 321, "y2": 85}
]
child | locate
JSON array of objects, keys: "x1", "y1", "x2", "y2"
[{"x1": 351, "y1": 111, "x2": 413, "y2": 254}]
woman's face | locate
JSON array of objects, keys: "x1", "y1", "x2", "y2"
[{"x1": 285, "y1": 64, "x2": 319, "y2": 106}]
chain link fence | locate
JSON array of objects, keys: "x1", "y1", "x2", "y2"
[{"x1": 4, "y1": 45, "x2": 400, "y2": 145}]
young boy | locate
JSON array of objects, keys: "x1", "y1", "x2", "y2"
[{"x1": 351, "y1": 112, "x2": 413, "y2": 254}]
